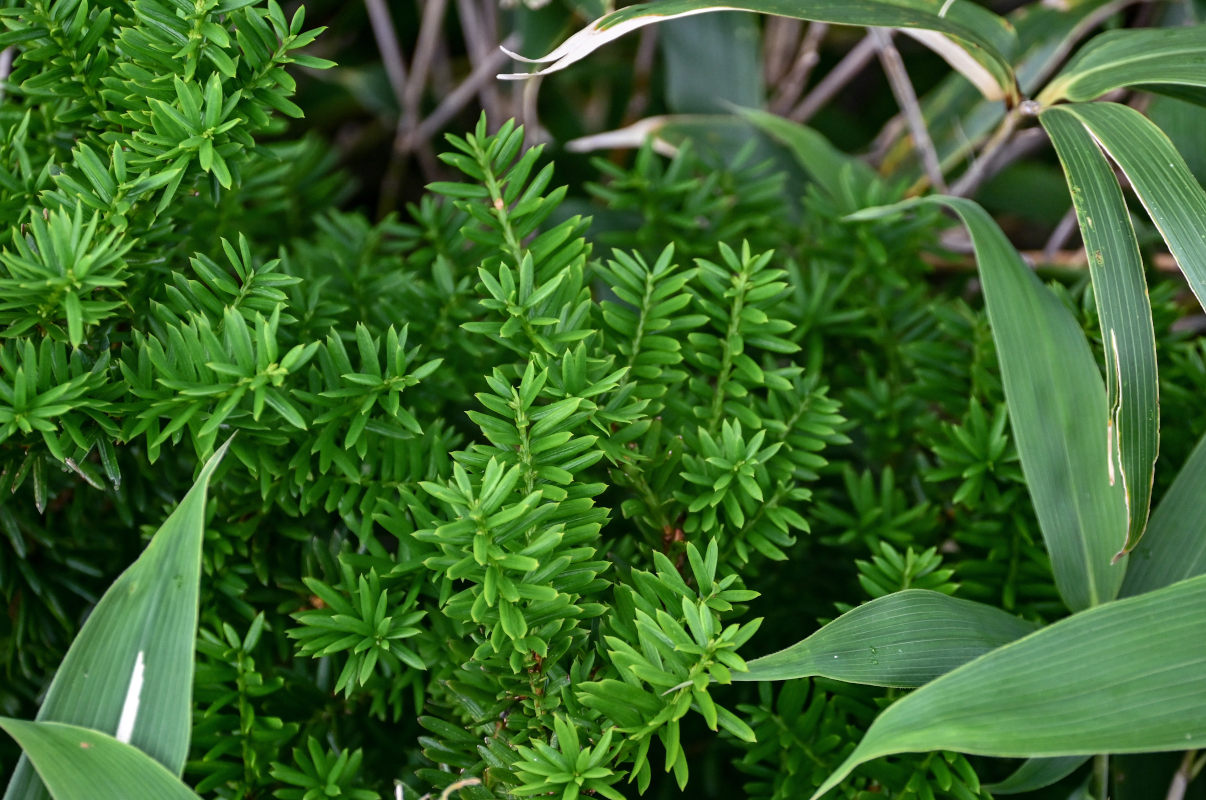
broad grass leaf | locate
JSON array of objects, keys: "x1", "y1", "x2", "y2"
[
  {"x1": 661, "y1": 13, "x2": 763, "y2": 114},
  {"x1": 1121, "y1": 432, "x2": 1206, "y2": 597},
  {"x1": 736, "y1": 590, "x2": 1037, "y2": 686},
  {"x1": 1041, "y1": 107, "x2": 1158, "y2": 557},
  {"x1": 736, "y1": 108, "x2": 887, "y2": 210},
  {"x1": 849, "y1": 197, "x2": 1127, "y2": 611},
  {"x1": 1051, "y1": 102, "x2": 1206, "y2": 319},
  {"x1": 0, "y1": 719, "x2": 202, "y2": 800},
  {"x1": 3, "y1": 440, "x2": 231, "y2": 800},
  {"x1": 810, "y1": 573, "x2": 1206, "y2": 799},
  {"x1": 985, "y1": 755, "x2": 1089, "y2": 794},
  {"x1": 1039, "y1": 26, "x2": 1206, "y2": 104},
  {"x1": 878, "y1": 0, "x2": 1135, "y2": 182},
  {"x1": 499, "y1": 0, "x2": 1018, "y2": 103}
]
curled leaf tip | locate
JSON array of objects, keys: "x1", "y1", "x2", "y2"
[{"x1": 498, "y1": 43, "x2": 544, "y2": 64}]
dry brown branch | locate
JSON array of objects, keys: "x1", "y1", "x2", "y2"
[
  {"x1": 787, "y1": 33, "x2": 877, "y2": 123},
  {"x1": 1043, "y1": 206, "x2": 1080, "y2": 261},
  {"x1": 456, "y1": 0, "x2": 503, "y2": 122},
  {"x1": 621, "y1": 27, "x2": 660, "y2": 126},
  {"x1": 871, "y1": 28, "x2": 946, "y2": 193},
  {"x1": 769, "y1": 22, "x2": 829, "y2": 116},
  {"x1": 764, "y1": 17, "x2": 804, "y2": 84},
  {"x1": 924, "y1": 249, "x2": 1180, "y2": 274}
]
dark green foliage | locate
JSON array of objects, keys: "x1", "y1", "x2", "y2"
[{"x1": 3, "y1": 3, "x2": 1206, "y2": 799}]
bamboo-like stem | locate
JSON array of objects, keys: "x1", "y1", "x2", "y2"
[
  {"x1": 787, "y1": 33, "x2": 877, "y2": 124},
  {"x1": 456, "y1": 0, "x2": 503, "y2": 123},
  {"x1": 947, "y1": 104, "x2": 1027, "y2": 197},
  {"x1": 1044, "y1": 206, "x2": 1081, "y2": 262},
  {"x1": 364, "y1": 0, "x2": 407, "y2": 109},
  {"x1": 871, "y1": 28, "x2": 946, "y2": 193},
  {"x1": 1094, "y1": 753, "x2": 1110, "y2": 800},
  {"x1": 407, "y1": 35, "x2": 519, "y2": 148},
  {"x1": 769, "y1": 22, "x2": 829, "y2": 116},
  {"x1": 620, "y1": 27, "x2": 660, "y2": 125},
  {"x1": 763, "y1": 17, "x2": 802, "y2": 84},
  {"x1": 1166, "y1": 750, "x2": 1198, "y2": 800}
]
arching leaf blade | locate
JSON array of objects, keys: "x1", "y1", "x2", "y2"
[
  {"x1": 499, "y1": 0, "x2": 1018, "y2": 103},
  {"x1": 0, "y1": 719, "x2": 203, "y2": 800},
  {"x1": 810, "y1": 573, "x2": 1206, "y2": 799},
  {"x1": 1041, "y1": 107, "x2": 1159, "y2": 558},
  {"x1": 1053, "y1": 102, "x2": 1206, "y2": 318},
  {"x1": 878, "y1": 0, "x2": 1142, "y2": 183},
  {"x1": 735, "y1": 107, "x2": 886, "y2": 210},
  {"x1": 985, "y1": 755, "x2": 1090, "y2": 794},
  {"x1": 737, "y1": 590, "x2": 1037, "y2": 686},
  {"x1": 1121, "y1": 432, "x2": 1206, "y2": 597},
  {"x1": 1040, "y1": 26, "x2": 1206, "y2": 104},
  {"x1": 3, "y1": 440, "x2": 231, "y2": 800},
  {"x1": 849, "y1": 197, "x2": 1127, "y2": 611}
]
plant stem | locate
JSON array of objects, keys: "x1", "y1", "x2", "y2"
[
  {"x1": 1166, "y1": 749, "x2": 1200, "y2": 800},
  {"x1": 769, "y1": 22, "x2": 829, "y2": 116},
  {"x1": 872, "y1": 29, "x2": 947, "y2": 193},
  {"x1": 947, "y1": 103, "x2": 1035, "y2": 198},
  {"x1": 788, "y1": 33, "x2": 877, "y2": 123},
  {"x1": 1094, "y1": 753, "x2": 1110, "y2": 800},
  {"x1": 364, "y1": 0, "x2": 407, "y2": 109}
]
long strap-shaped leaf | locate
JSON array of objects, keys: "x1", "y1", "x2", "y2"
[
  {"x1": 810, "y1": 572, "x2": 1206, "y2": 799},
  {"x1": 736, "y1": 590, "x2": 1037, "y2": 686},
  {"x1": 1039, "y1": 26, "x2": 1206, "y2": 104},
  {"x1": 1053, "y1": 102, "x2": 1206, "y2": 314},
  {"x1": 985, "y1": 755, "x2": 1089, "y2": 795},
  {"x1": 1041, "y1": 107, "x2": 1158, "y2": 558},
  {"x1": 498, "y1": 0, "x2": 1018, "y2": 103},
  {"x1": 850, "y1": 197, "x2": 1126, "y2": 611},
  {"x1": 1122, "y1": 431, "x2": 1206, "y2": 597},
  {"x1": 4, "y1": 441, "x2": 230, "y2": 800},
  {"x1": 878, "y1": 0, "x2": 1143, "y2": 182},
  {"x1": 737, "y1": 108, "x2": 887, "y2": 211},
  {"x1": 0, "y1": 719, "x2": 203, "y2": 800}
]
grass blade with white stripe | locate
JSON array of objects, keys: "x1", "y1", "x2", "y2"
[
  {"x1": 736, "y1": 590, "x2": 1037, "y2": 686},
  {"x1": 0, "y1": 719, "x2": 202, "y2": 800},
  {"x1": 499, "y1": 0, "x2": 1018, "y2": 103},
  {"x1": 1052, "y1": 102, "x2": 1206, "y2": 316},
  {"x1": 1039, "y1": 26, "x2": 1206, "y2": 104},
  {"x1": 3, "y1": 440, "x2": 231, "y2": 800},
  {"x1": 810, "y1": 573, "x2": 1206, "y2": 799},
  {"x1": 849, "y1": 197, "x2": 1127, "y2": 611},
  {"x1": 1041, "y1": 107, "x2": 1158, "y2": 557}
]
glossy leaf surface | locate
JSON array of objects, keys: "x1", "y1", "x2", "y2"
[
  {"x1": 738, "y1": 590, "x2": 1037, "y2": 686},
  {"x1": 1040, "y1": 26, "x2": 1206, "y2": 103},
  {"x1": 1051, "y1": 102, "x2": 1206, "y2": 319},
  {"x1": 0, "y1": 719, "x2": 202, "y2": 800},
  {"x1": 1041, "y1": 107, "x2": 1158, "y2": 557},
  {"x1": 4, "y1": 441, "x2": 230, "y2": 800},
  {"x1": 811, "y1": 573, "x2": 1206, "y2": 798},
  {"x1": 850, "y1": 197, "x2": 1127, "y2": 611},
  {"x1": 1122, "y1": 432, "x2": 1206, "y2": 597},
  {"x1": 500, "y1": 0, "x2": 1018, "y2": 102}
]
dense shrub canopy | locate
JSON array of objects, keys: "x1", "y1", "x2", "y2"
[{"x1": 3, "y1": 1, "x2": 1206, "y2": 799}]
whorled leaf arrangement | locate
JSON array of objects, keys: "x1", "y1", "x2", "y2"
[
  {"x1": 5, "y1": 0, "x2": 1206, "y2": 798},
  {"x1": 509, "y1": 3, "x2": 1206, "y2": 798}
]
